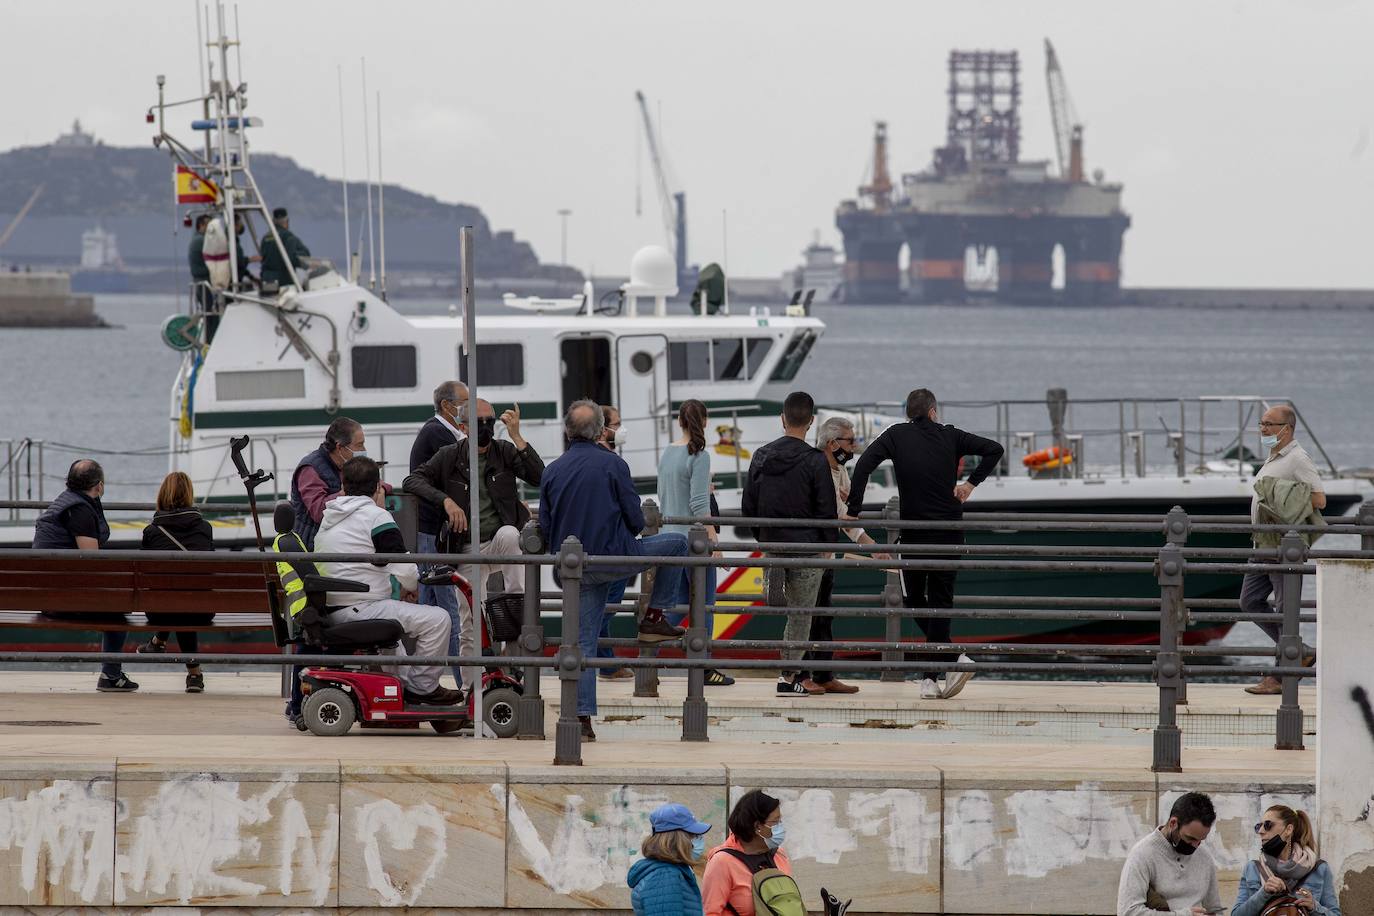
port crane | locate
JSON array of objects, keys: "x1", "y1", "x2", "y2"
[{"x1": 634, "y1": 90, "x2": 689, "y2": 291}]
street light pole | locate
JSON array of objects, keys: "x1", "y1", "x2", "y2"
[{"x1": 557, "y1": 208, "x2": 571, "y2": 296}]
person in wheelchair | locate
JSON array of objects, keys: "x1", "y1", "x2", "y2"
[{"x1": 312, "y1": 456, "x2": 460, "y2": 706}]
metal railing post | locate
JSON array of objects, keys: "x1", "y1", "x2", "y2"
[
  {"x1": 1274, "y1": 531, "x2": 1307, "y2": 751},
  {"x1": 634, "y1": 498, "x2": 662, "y2": 698},
  {"x1": 1163, "y1": 506, "x2": 1191, "y2": 705},
  {"x1": 1359, "y1": 502, "x2": 1374, "y2": 553},
  {"x1": 880, "y1": 496, "x2": 905, "y2": 683},
  {"x1": 682, "y1": 523, "x2": 710, "y2": 742},
  {"x1": 516, "y1": 521, "x2": 546, "y2": 740},
  {"x1": 553, "y1": 536, "x2": 585, "y2": 766},
  {"x1": 1152, "y1": 543, "x2": 1184, "y2": 772}
]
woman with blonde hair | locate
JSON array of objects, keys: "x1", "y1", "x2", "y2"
[
  {"x1": 1232, "y1": 804, "x2": 1340, "y2": 915},
  {"x1": 627, "y1": 803, "x2": 712, "y2": 916},
  {"x1": 138, "y1": 471, "x2": 215, "y2": 692}
]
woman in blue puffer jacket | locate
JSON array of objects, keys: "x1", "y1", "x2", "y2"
[
  {"x1": 1232, "y1": 805, "x2": 1341, "y2": 916},
  {"x1": 628, "y1": 803, "x2": 713, "y2": 916}
]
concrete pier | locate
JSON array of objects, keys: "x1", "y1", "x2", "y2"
[{"x1": 0, "y1": 673, "x2": 1319, "y2": 914}]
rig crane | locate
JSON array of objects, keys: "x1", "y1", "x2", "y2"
[
  {"x1": 634, "y1": 90, "x2": 688, "y2": 291},
  {"x1": 859, "y1": 121, "x2": 894, "y2": 210},
  {"x1": 1044, "y1": 39, "x2": 1084, "y2": 182},
  {"x1": 0, "y1": 184, "x2": 45, "y2": 252}
]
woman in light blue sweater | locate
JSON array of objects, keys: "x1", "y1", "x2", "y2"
[
  {"x1": 657, "y1": 399, "x2": 733, "y2": 686},
  {"x1": 1232, "y1": 805, "x2": 1340, "y2": 916}
]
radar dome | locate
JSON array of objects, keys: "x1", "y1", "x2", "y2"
[{"x1": 626, "y1": 245, "x2": 678, "y2": 295}]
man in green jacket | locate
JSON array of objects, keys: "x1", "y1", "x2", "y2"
[
  {"x1": 260, "y1": 207, "x2": 311, "y2": 287},
  {"x1": 1241, "y1": 404, "x2": 1326, "y2": 695}
]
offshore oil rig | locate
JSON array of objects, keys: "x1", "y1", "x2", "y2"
[{"x1": 836, "y1": 41, "x2": 1130, "y2": 304}]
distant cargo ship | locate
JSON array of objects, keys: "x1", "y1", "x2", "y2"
[{"x1": 71, "y1": 224, "x2": 132, "y2": 293}]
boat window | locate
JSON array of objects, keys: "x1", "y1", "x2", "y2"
[
  {"x1": 745, "y1": 338, "x2": 774, "y2": 378},
  {"x1": 768, "y1": 331, "x2": 816, "y2": 382},
  {"x1": 712, "y1": 338, "x2": 746, "y2": 380},
  {"x1": 215, "y1": 368, "x2": 306, "y2": 401},
  {"x1": 459, "y1": 343, "x2": 524, "y2": 387},
  {"x1": 353, "y1": 345, "x2": 417, "y2": 389},
  {"x1": 669, "y1": 341, "x2": 711, "y2": 381}
]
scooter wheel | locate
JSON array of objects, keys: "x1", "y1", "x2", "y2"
[
  {"x1": 483, "y1": 687, "x2": 520, "y2": 738},
  {"x1": 302, "y1": 687, "x2": 356, "y2": 737}
]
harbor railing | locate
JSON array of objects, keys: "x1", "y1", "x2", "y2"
[{"x1": 0, "y1": 501, "x2": 1371, "y2": 770}]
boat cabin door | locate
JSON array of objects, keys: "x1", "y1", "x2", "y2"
[{"x1": 615, "y1": 334, "x2": 671, "y2": 470}]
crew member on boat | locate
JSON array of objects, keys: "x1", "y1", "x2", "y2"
[
  {"x1": 846, "y1": 388, "x2": 1005, "y2": 700},
  {"x1": 260, "y1": 207, "x2": 311, "y2": 288}
]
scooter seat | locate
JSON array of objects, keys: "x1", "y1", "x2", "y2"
[{"x1": 317, "y1": 618, "x2": 404, "y2": 651}]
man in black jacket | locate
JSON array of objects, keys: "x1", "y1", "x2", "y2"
[
  {"x1": 409, "y1": 380, "x2": 468, "y2": 687},
  {"x1": 404, "y1": 399, "x2": 543, "y2": 687},
  {"x1": 741, "y1": 391, "x2": 838, "y2": 697},
  {"x1": 846, "y1": 388, "x2": 1005, "y2": 699}
]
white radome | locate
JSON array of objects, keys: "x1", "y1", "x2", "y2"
[{"x1": 625, "y1": 244, "x2": 678, "y2": 296}]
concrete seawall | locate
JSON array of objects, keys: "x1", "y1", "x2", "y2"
[{"x1": 0, "y1": 751, "x2": 1313, "y2": 913}]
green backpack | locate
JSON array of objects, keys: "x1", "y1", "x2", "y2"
[{"x1": 720, "y1": 848, "x2": 805, "y2": 916}]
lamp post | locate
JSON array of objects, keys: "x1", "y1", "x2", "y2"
[{"x1": 557, "y1": 208, "x2": 571, "y2": 296}]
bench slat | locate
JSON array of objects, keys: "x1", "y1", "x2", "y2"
[
  {"x1": 0, "y1": 610, "x2": 272, "y2": 631},
  {"x1": 0, "y1": 590, "x2": 138, "y2": 613},
  {"x1": 0, "y1": 571, "x2": 137, "y2": 589}
]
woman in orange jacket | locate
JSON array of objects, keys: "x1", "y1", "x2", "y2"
[{"x1": 701, "y1": 789, "x2": 793, "y2": 916}]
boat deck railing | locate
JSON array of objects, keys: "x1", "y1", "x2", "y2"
[{"x1": 0, "y1": 500, "x2": 1372, "y2": 771}]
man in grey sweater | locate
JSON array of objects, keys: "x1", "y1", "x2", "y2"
[{"x1": 1117, "y1": 792, "x2": 1223, "y2": 916}]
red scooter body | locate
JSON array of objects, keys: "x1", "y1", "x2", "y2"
[{"x1": 298, "y1": 570, "x2": 524, "y2": 737}]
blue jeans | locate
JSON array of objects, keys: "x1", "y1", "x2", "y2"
[
  {"x1": 576, "y1": 533, "x2": 687, "y2": 716},
  {"x1": 101, "y1": 630, "x2": 127, "y2": 679},
  {"x1": 417, "y1": 531, "x2": 464, "y2": 689},
  {"x1": 596, "y1": 579, "x2": 626, "y2": 675},
  {"x1": 666, "y1": 564, "x2": 717, "y2": 645}
]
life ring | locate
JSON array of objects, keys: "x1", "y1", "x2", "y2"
[{"x1": 1022, "y1": 446, "x2": 1073, "y2": 468}]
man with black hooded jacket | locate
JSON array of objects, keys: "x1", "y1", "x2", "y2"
[{"x1": 741, "y1": 391, "x2": 838, "y2": 696}]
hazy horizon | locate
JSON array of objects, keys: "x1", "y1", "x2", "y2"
[{"x1": 2, "y1": 0, "x2": 1371, "y2": 287}]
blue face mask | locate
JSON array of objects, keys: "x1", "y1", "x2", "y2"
[
  {"x1": 691, "y1": 834, "x2": 706, "y2": 859},
  {"x1": 763, "y1": 822, "x2": 785, "y2": 850},
  {"x1": 1260, "y1": 433, "x2": 1281, "y2": 451}
]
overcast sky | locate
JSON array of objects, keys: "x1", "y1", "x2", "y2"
[{"x1": 3, "y1": 0, "x2": 1371, "y2": 287}]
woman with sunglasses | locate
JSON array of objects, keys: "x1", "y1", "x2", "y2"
[{"x1": 1232, "y1": 805, "x2": 1340, "y2": 915}]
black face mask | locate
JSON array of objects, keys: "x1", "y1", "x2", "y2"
[
  {"x1": 832, "y1": 447, "x2": 853, "y2": 465},
  {"x1": 1169, "y1": 827, "x2": 1199, "y2": 856},
  {"x1": 476, "y1": 417, "x2": 496, "y2": 447},
  {"x1": 1261, "y1": 834, "x2": 1287, "y2": 858}
]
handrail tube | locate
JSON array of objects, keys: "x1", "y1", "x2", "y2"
[{"x1": 541, "y1": 602, "x2": 1315, "y2": 624}]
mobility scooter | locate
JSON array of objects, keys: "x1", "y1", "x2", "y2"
[{"x1": 266, "y1": 502, "x2": 522, "y2": 738}]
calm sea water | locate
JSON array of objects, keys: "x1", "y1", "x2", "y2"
[{"x1": 1, "y1": 293, "x2": 1371, "y2": 504}]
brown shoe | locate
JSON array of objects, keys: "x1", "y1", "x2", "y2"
[
  {"x1": 599, "y1": 667, "x2": 634, "y2": 680},
  {"x1": 578, "y1": 715, "x2": 597, "y2": 741},
  {"x1": 797, "y1": 678, "x2": 827, "y2": 695},
  {"x1": 821, "y1": 679, "x2": 859, "y2": 694},
  {"x1": 637, "y1": 617, "x2": 685, "y2": 643},
  {"x1": 1245, "y1": 676, "x2": 1283, "y2": 696}
]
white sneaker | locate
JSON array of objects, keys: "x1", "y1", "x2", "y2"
[
  {"x1": 919, "y1": 678, "x2": 941, "y2": 699},
  {"x1": 941, "y1": 654, "x2": 976, "y2": 699}
]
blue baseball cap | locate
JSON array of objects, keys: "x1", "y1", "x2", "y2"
[{"x1": 650, "y1": 803, "x2": 711, "y2": 835}]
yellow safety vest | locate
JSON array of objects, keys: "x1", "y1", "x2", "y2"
[{"x1": 271, "y1": 531, "x2": 310, "y2": 619}]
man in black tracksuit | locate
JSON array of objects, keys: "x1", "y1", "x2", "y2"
[{"x1": 846, "y1": 388, "x2": 1005, "y2": 698}]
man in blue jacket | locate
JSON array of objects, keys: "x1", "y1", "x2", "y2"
[{"x1": 539, "y1": 400, "x2": 688, "y2": 741}]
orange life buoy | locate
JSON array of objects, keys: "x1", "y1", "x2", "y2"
[{"x1": 1022, "y1": 446, "x2": 1073, "y2": 468}]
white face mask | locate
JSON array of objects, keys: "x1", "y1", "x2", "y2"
[{"x1": 614, "y1": 426, "x2": 629, "y2": 447}]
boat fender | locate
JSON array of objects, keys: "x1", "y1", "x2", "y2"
[
  {"x1": 1022, "y1": 446, "x2": 1073, "y2": 468},
  {"x1": 203, "y1": 217, "x2": 231, "y2": 289}
]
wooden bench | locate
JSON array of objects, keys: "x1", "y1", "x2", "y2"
[{"x1": 0, "y1": 556, "x2": 278, "y2": 635}]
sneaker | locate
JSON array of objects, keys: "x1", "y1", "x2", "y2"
[
  {"x1": 919, "y1": 678, "x2": 941, "y2": 700},
  {"x1": 1245, "y1": 676, "x2": 1283, "y2": 696},
  {"x1": 941, "y1": 654, "x2": 976, "y2": 699},
  {"x1": 135, "y1": 640, "x2": 166, "y2": 654},
  {"x1": 705, "y1": 668, "x2": 736, "y2": 687},
  {"x1": 96, "y1": 674, "x2": 139, "y2": 693},
  {"x1": 185, "y1": 671, "x2": 205, "y2": 693},
  {"x1": 579, "y1": 715, "x2": 597, "y2": 742},
  {"x1": 599, "y1": 667, "x2": 635, "y2": 680},
  {"x1": 637, "y1": 617, "x2": 685, "y2": 643},
  {"x1": 776, "y1": 677, "x2": 814, "y2": 696},
  {"x1": 820, "y1": 679, "x2": 860, "y2": 694},
  {"x1": 405, "y1": 686, "x2": 465, "y2": 706}
]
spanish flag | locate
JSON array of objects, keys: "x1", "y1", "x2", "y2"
[{"x1": 175, "y1": 165, "x2": 218, "y2": 204}]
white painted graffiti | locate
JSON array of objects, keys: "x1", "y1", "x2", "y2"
[
  {"x1": 497, "y1": 783, "x2": 673, "y2": 895},
  {"x1": 354, "y1": 798, "x2": 448, "y2": 906},
  {"x1": 0, "y1": 778, "x2": 117, "y2": 901}
]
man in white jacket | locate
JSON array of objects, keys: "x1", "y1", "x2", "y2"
[{"x1": 314, "y1": 456, "x2": 459, "y2": 706}]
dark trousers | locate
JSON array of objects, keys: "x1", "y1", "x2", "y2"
[
  {"x1": 43, "y1": 613, "x2": 127, "y2": 678},
  {"x1": 900, "y1": 530, "x2": 961, "y2": 681},
  {"x1": 1240, "y1": 562, "x2": 1313, "y2": 659},
  {"x1": 800, "y1": 569, "x2": 836, "y2": 684}
]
